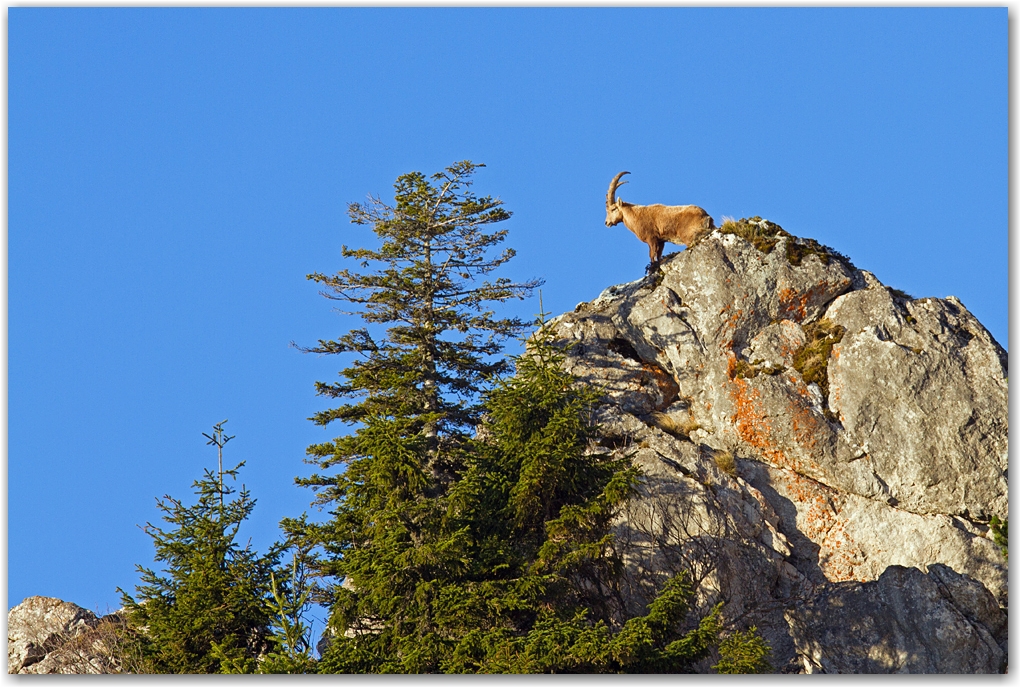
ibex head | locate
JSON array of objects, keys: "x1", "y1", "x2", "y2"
[{"x1": 605, "y1": 171, "x2": 630, "y2": 227}]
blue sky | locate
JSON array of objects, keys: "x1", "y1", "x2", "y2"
[{"x1": 9, "y1": 8, "x2": 1007, "y2": 616}]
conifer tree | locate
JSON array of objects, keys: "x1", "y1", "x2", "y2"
[
  {"x1": 256, "y1": 549, "x2": 317, "y2": 674},
  {"x1": 119, "y1": 424, "x2": 281, "y2": 673},
  {"x1": 300, "y1": 160, "x2": 541, "y2": 466},
  {"x1": 291, "y1": 161, "x2": 539, "y2": 669}
]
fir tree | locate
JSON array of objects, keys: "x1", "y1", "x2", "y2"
[
  {"x1": 714, "y1": 627, "x2": 773, "y2": 674},
  {"x1": 299, "y1": 159, "x2": 541, "y2": 465},
  {"x1": 290, "y1": 161, "x2": 539, "y2": 670},
  {"x1": 256, "y1": 548, "x2": 318, "y2": 674},
  {"x1": 118, "y1": 423, "x2": 281, "y2": 673}
]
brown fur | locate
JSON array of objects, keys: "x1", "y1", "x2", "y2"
[{"x1": 605, "y1": 172, "x2": 715, "y2": 265}]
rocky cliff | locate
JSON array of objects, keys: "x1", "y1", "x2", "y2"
[
  {"x1": 548, "y1": 218, "x2": 1007, "y2": 673},
  {"x1": 9, "y1": 219, "x2": 1008, "y2": 674},
  {"x1": 8, "y1": 596, "x2": 127, "y2": 674}
]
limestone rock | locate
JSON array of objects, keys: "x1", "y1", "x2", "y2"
[
  {"x1": 8, "y1": 596, "x2": 124, "y2": 674},
  {"x1": 11, "y1": 224, "x2": 1007, "y2": 674},
  {"x1": 787, "y1": 565, "x2": 1006, "y2": 673},
  {"x1": 551, "y1": 224, "x2": 1007, "y2": 672},
  {"x1": 826, "y1": 283, "x2": 1008, "y2": 518}
]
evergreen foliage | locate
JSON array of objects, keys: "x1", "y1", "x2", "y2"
[
  {"x1": 255, "y1": 550, "x2": 318, "y2": 673},
  {"x1": 288, "y1": 161, "x2": 539, "y2": 655},
  {"x1": 990, "y1": 515, "x2": 1008, "y2": 561},
  {"x1": 118, "y1": 430, "x2": 281, "y2": 674},
  {"x1": 714, "y1": 627, "x2": 773, "y2": 673},
  {"x1": 432, "y1": 318, "x2": 729, "y2": 673},
  {"x1": 288, "y1": 162, "x2": 771, "y2": 673},
  {"x1": 313, "y1": 313, "x2": 746, "y2": 673},
  {"x1": 299, "y1": 159, "x2": 541, "y2": 467}
]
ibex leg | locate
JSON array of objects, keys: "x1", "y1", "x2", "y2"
[{"x1": 650, "y1": 239, "x2": 665, "y2": 264}]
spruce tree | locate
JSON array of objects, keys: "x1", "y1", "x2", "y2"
[
  {"x1": 291, "y1": 161, "x2": 539, "y2": 671},
  {"x1": 119, "y1": 423, "x2": 281, "y2": 673},
  {"x1": 300, "y1": 160, "x2": 540, "y2": 462}
]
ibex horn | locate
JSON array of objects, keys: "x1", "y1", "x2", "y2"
[{"x1": 606, "y1": 171, "x2": 631, "y2": 208}]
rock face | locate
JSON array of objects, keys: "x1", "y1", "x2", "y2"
[
  {"x1": 549, "y1": 221, "x2": 1007, "y2": 673},
  {"x1": 8, "y1": 596, "x2": 125, "y2": 674},
  {"x1": 788, "y1": 564, "x2": 1007, "y2": 673},
  {"x1": 9, "y1": 222, "x2": 1007, "y2": 675}
]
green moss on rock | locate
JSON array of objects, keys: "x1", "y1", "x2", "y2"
[
  {"x1": 718, "y1": 216, "x2": 790, "y2": 254},
  {"x1": 792, "y1": 318, "x2": 845, "y2": 400},
  {"x1": 718, "y1": 217, "x2": 853, "y2": 269}
]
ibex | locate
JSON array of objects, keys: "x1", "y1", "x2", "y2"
[{"x1": 605, "y1": 171, "x2": 715, "y2": 268}]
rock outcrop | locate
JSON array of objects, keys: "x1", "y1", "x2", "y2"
[
  {"x1": 549, "y1": 219, "x2": 1007, "y2": 673},
  {"x1": 9, "y1": 220, "x2": 1007, "y2": 674},
  {"x1": 8, "y1": 596, "x2": 126, "y2": 674}
]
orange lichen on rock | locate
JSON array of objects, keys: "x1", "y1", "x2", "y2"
[
  {"x1": 719, "y1": 308, "x2": 744, "y2": 351},
  {"x1": 819, "y1": 520, "x2": 868, "y2": 582},
  {"x1": 783, "y1": 472, "x2": 838, "y2": 540},
  {"x1": 778, "y1": 284, "x2": 823, "y2": 322},
  {"x1": 785, "y1": 372, "x2": 831, "y2": 455},
  {"x1": 777, "y1": 281, "x2": 850, "y2": 324},
  {"x1": 780, "y1": 471, "x2": 865, "y2": 582},
  {"x1": 791, "y1": 402, "x2": 824, "y2": 453},
  {"x1": 788, "y1": 373, "x2": 811, "y2": 398},
  {"x1": 726, "y1": 352, "x2": 738, "y2": 379},
  {"x1": 641, "y1": 361, "x2": 680, "y2": 411},
  {"x1": 727, "y1": 364, "x2": 828, "y2": 477},
  {"x1": 729, "y1": 375, "x2": 796, "y2": 472},
  {"x1": 776, "y1": 287, "x2": 804, "y2": 321}
]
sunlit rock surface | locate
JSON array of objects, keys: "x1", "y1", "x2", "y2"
[
  {"x1": 8, "y1": 596, "x2": 125, "y2": 674},
  {"x1": 10, "y1": 226, "x2": 1007, "y2": 674},
  {"x1": 550, "y1": 226, "x2": 1007, "y2": 673}
]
